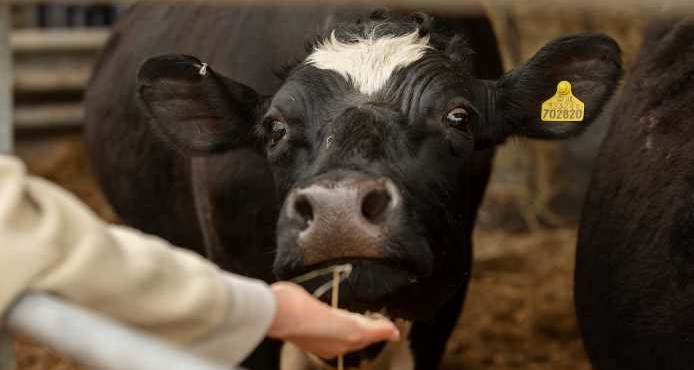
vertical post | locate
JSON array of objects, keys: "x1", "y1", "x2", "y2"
[
  {"x1": 0, "y1": 7, "x2": 14, "y2": 368},
  {"x1": 0, "y1": 3, "x2": 13, "y2": 155},
  {"x1": 0, "y1": 334, "x2": 14, "y2": 370}
]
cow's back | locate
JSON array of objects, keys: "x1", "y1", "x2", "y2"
[{"x1": 575, "y1": 19, "x2": 694, "y2": 370}]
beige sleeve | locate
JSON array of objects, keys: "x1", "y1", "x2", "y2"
[{"x1": 0, "y1": 155, "x2": 276, "y2": 365}]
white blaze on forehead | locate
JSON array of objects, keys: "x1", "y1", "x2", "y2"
[{"x1": 306, "y1": 30, "x2": 431, "y2": 95}]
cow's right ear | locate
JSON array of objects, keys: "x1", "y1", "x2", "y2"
[{"x1": 137, "y1": 54, "x2": 260, "y2": 154}]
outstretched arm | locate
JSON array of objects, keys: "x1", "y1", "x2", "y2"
[{"x1": 0, "y1": 155, "x2": 398, "y2": 365}]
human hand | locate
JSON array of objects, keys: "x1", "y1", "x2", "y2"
[{"x1": 267, "y1": 282, "x2": 400, "y2": 359}]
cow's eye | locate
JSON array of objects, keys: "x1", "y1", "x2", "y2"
[
  {"x1": 445, "y1": 107, "x2": 470, "y2": 128},
  {"x1": 270, "y1": 120, "x2": 288, "y2": 146}
]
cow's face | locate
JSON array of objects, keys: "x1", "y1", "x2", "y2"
[
  {"x1": 136, "y1": 14, "x2": 622, "y2": 320},
  {"x1": 264, "y1": 23, "x2": 494, "y2": 318}
]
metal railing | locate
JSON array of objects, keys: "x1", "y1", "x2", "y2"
[
  {"x1": 9, "y1": 0, "x2": 694, "y2": 14},
  {"x1": 0, "y1": 4, "x2": 12, "y2": 154},
  {"x1": 9, "y1": 0, "x2": 112, "y2": 129},
  {"x1": 11, "y1": 26, "x2": 109, "y2": 129},
  {"x1": 2, "y1": 294, "x2": 238, "y2": 370},
  {"x1": 0, "y1": 332, "x2": 14, "y2": 370}
]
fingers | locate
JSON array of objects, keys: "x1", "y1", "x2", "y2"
[
  {"x1": 357, "y1": 316, "x2": 401, "y2": 343},
  {"x1": 268, "y1": 281, "x2": 401, "y2": 359},
  {"x1": 337, "y1": 310, "x2": 400, "y2": 344}
]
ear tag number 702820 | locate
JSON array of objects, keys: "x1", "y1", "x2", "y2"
[{"x1": 541, "y1": 80, "x2": 584, "y2": 122}]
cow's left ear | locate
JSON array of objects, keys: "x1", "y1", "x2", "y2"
[{"x1": 479, "y1": 33, "x2": 622, "y2": 146}]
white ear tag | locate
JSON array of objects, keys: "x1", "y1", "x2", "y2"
[{"x1": 198, "y1": 63, "x2": 208, "y2": 76}]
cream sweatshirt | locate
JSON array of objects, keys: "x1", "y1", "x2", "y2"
[{"x1": 0, "y1": 155, "x2": 276, "y2": 366}]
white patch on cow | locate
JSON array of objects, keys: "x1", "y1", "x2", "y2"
[
  {"x1": 306, "y1": 29, "x2": 430, "y2": 95},
  {"x1": 280, "y1": 320, "x2": 414, "y2": 370}
]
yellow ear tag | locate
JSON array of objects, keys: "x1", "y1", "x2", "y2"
[{"x1": 541, "y1": 81, "x2": 584, "y2": 122}]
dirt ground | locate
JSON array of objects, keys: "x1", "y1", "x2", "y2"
[
  {"x1": 8, "y1": 134, "x2": 590, "y2": 369},
  {"x1": 444, "y1": 228, "x2": 589, "y2": 370}
]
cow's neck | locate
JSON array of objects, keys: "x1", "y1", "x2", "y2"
[{"x1": 190, "y1": 157, "x2": 225, "y2": 262}]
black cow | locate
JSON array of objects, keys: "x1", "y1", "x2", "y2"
[
  {"x1": 86, "y1": 4, "x2": 621, "y2": 370},
  {"x1": 575, "y1": 18, "x2": 694, "y2": 370}
]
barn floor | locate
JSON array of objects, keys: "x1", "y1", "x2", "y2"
[
  {"x1": 10, "y1": 227, "x2": 590, "y2": 370},
  {"x1": 444, "y1": 228, "x2": 590, "y2": 370}
]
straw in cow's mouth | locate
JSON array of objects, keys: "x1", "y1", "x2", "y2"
[
  {"x1": 290, "y1": 264, "x2": 353, "y2": 370},
  {"x1": 291, "y1": 264, "x2": 353, "y2": 299}
]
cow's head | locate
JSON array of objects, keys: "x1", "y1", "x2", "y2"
[{"x1": 136, "y1": 13, "x2": 620, "y2": 321}]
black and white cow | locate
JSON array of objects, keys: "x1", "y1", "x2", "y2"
[
  {"x1": 86, "y1": 4, "x2": 622, "y2": 370},
  {"x1": 575, "y1": 18, "x2": 694, "y2": 370}
]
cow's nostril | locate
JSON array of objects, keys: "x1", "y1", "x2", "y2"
[
  {"x1": 294, "y1": 194, "x2": 314, "y2": 225},
  {"x1": 361, "y1": 188, "x2": 392, "y2": 224}
]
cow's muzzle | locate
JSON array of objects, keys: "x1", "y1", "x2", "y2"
[
  {"x1": 275, "y1": 174, "x2": 435, "y2": 319},
  {"x1": 279, "y1": 176, "x2": 402, "y2": 266}
]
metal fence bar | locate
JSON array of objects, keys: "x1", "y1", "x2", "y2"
[
  {"x1": 7, "y1": 0, "x2": 694, "y2": 15},
  {"x1": 1, "y1": 7, "x2": 16, "y2": 367},
  {"x1": 0, "y1": 3, "x2": 12, "y2": 155},
  {"x1": 5, "y1": 293, "x2": 240, "y2": 370},
  {"x1": 11, "y1": 28, "x2": 110, "y2": 52},
  {"x1": 0, "y1": 332, "x2": 14, "y2": 370}
]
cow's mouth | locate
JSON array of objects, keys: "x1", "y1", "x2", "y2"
[
  {"x1": 279, "y1": 258, "x2": 420, "y2": 368},
  {"x1": 283, "y1": 258, "x2": 426, "y2": 321}
]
